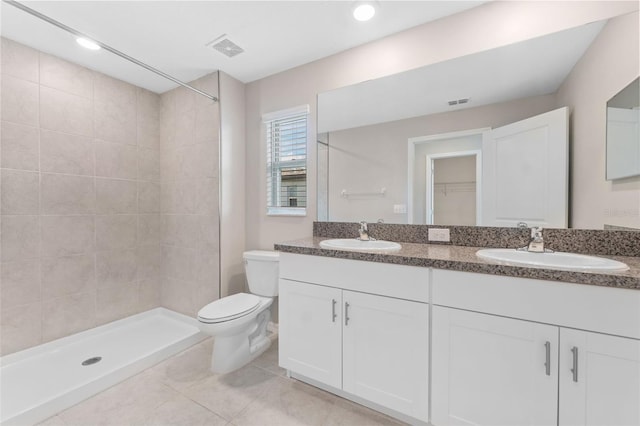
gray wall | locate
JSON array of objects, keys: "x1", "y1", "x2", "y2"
[
  {"x1": 219, "y1": 72, "x2": 247, "y2": 298},
  {"x1": 557, "y1": 11, "x2": 640, "y2": 229}
]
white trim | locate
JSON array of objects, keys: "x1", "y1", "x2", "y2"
[
  {"x1": 407, "y1": 127, "x2": 489, "y2": 223},
  {"x1": 267, "y1": 207, "x2": 307, "y2": 217},
  {"x1": 408, "y1": 127, "x2": 490, "y2": 145},
  {"x1": 262, "y1": 104, "x2": 310, "y2": 123},
  {"x1": 425, "y1": 150, "x2": 482, "y2": 225}
]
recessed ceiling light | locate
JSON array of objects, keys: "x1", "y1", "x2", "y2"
[
  {"x1": 76, "y1": 37, "x2": 100, "y2": 50},
  {"x1": 353, "y1": 2, "x2": 376, "y2": 21}
]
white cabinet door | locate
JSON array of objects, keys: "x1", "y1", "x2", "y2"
[
  {"x1": 342, "y1": 291, "x2": 429, "y2": 422},
  {"x1": 559, "y1": 328, "x2": 640, "y2": 426},
  {"x1": 278, "y1": 279, "x2": 342, "y2": 389},
  {"x1": 432, "y1": 306, "x2": 558, "y2": 426}
]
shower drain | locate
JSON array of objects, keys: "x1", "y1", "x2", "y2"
[{"x1": 81, "y1": 356, "x2": 102, "y2": 366}]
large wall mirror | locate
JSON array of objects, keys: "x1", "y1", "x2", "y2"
[
  {"x1": 606, "y1": 77, "x2": 640, "y2": 181},
  {"x1": 317, "y1": 14, "x2": 640, "y2": 230}
]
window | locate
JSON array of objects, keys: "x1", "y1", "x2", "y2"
[{"x1": 264, "y1": 105, "x2": 309, "y2": 216}]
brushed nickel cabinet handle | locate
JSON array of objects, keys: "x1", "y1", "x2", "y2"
[
  {"x1": 544, "y1": 341, "x2": 551, "y2": 376},
  {"x1": 571, "y1": 346, "x2": 579, "y2": 382},
  {"x1": 345, "y1": 302, "x2": 350, "y2": 326},
  {"x1": 331, "y1": 299, "x2": 337, "y2": 322}
]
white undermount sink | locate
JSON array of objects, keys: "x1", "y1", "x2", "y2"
[
  {"x1": 476, "y1": 248, "x2": 629, "y2": 272},
  {"x1": 319, "y1": 238, "x2": 402, "y2": 252}
]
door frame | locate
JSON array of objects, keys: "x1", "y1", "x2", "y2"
[
  {"x1": 426, "y1": 150, "x2": 482, "y2": 225},
  {"x1": 407, "y1": 127, "x2": 488, "y2": 223}
]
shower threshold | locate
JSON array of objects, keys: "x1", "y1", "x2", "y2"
[{"x1": 0, "y1": 308, "x2": 206, "y2": 426}]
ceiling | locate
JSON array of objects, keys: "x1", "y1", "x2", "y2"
[
  {"x1": 318, "y1": 20, "x2": 606, "y2": 133},
  {"x1": 0, "y1": 1, "x2": 486, "y2": 94}
]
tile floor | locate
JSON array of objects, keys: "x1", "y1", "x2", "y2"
[{"x1": 38, "y1": 336, "x2": 405, "y2": 426}]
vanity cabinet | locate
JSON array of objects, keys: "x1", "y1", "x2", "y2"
[
  {"x1": 278, "y1": 253, "x2": 430, "y2": 423},
  {"x1": 341, "y1": 288, "x2": 429, "y2": 415},
  {"x1": 431, "y1": 269, "x2": 640, "y2": 426},
  {"x1": 559, "y1": 328, "x2": 640, "y2": 426},
  {"x1": 432, "y1": 306, "x2": 558, "y2": 426},
  {"x1": 278, "y1": 279, "x2": 342, "y2": 388},
  {"x1": 277, "y1": 251, "x2": 640, "y2": 426}
]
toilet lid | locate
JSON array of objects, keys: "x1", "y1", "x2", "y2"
[
  {"x1": 243, "y1": 250, "x2": 279, "y2": 261},
  {"x1": 197, "y1": 293, "x2": 261, "y2": 323}
]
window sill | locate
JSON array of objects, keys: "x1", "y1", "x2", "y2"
[{"x1": 267, "y1": 207, "x2": 307, "y2": 217}]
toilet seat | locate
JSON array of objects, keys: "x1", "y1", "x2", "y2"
[{"x1": 197, "y1": 293, "x2": 261, "y2": 324}]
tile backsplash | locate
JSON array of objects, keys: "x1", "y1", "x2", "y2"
[{"x1": 313, "y1": 222, "x2": 640, "y2": 257}]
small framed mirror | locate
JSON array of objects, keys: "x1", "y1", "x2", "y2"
[{"x1": 606, "y1": 77, "x2": 640, "y2": 180}]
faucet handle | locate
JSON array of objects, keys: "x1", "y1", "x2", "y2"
[
  {"x1": 357, "y1": 221, "x2": 370, "y2": 241},
  {"x1": 531, "y1": 226, "x2": 543, "y2": 238}
]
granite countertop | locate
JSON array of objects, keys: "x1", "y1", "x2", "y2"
[{"x1": 274, "y1": 237, "x2": 640, "y2": 290}]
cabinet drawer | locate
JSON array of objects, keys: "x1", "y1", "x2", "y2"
[
  {"x1": 432, "y1": 269, "x2": 640, "y2": 339},
  {"x1": 279, "y1": 253, "x2": 429, "y2": 303}
]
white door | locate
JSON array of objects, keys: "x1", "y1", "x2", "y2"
[
  {"x1": 482, "y1": 107, "x2": 568, "y2": 227},
  {"x1": 431, "y1": 306, "x2": 558, "y2": 426},
  {"x1": 559, "y1": 328, "x2": 640, "y2": 426},
  {"x1": 278, "y1": 279, "x2": 342, "y2": 389},
  {"x1": 342, "y1": 291, "x2": 429, "y2": 421}
]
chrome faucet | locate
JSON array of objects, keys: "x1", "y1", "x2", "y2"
[
  {"x1": 358, "y1": 221, "x2": 372, "y2": 241},
  {"x1": 519, "y1": 226, "x2": 551, "y2": 253}
]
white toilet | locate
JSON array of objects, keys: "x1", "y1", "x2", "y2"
[{"x1": 197, "y1": 250, "x2": 279, "y2": 374}]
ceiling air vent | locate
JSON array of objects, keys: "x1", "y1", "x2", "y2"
[
  {"x1": 206, "y1": 35, "x2": 244, "y2": 58},
  {"x1": 448, "y1": 98, "x2": 471, "y2": 106}
]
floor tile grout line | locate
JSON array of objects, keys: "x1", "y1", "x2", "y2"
[
  {"x1": 223, "y1": 371, "x2": 286, "y2": 425},
  {"x1": 164, "y1": 362, "x2": 282, "y2": 422},
  {"x1": 175, "y1": 391, "x2": 230, "y2": 424}
]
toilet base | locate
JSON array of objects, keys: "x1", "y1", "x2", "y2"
[{"x1": 210, "y1": 309, "x2": 272, "y2": 374}]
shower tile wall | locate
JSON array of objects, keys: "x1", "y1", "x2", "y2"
[
  {"x1": 0, "y1": 38, "x2": 162, "y2": 355},
  {"x1": 159, "y1": 73, "x2": 220, "y2": 316}
]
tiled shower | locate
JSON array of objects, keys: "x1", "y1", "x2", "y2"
[
  {"x1": 0, "y1": 37, "x2": 221, "y2": 355},
  {"x1": 158, "y1": 74, "x2": 220, "y2": 317}
]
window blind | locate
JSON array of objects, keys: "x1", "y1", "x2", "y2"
[{"x1": 265, "y1": 106, "x2": 308, "y2": 215}]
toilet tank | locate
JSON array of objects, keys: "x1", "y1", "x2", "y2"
[{"x1": 243, "y1": 250, "x2": 280, "y2": 296}]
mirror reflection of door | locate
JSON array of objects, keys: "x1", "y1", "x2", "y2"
[
  {"x1": 415, "y1": 107, "x2": 568, "y2": 227},
  {"x1": 482, "y1": 107, "x2": 569, "y2": 228},
  {"x1": 426, "y1": 151, "x2": 482, "y2": 226}
]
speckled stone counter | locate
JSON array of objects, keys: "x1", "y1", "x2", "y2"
[
  {"x1": 274, "y1": 237, "x2": 640, "y2": 290},
  {"x1": 313, "y1": 222, "x2": 640, "y2": 257}
]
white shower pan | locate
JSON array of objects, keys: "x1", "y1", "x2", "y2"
[{"x1": 0, "y1": 308, "x2": 206, "y2": 426}]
